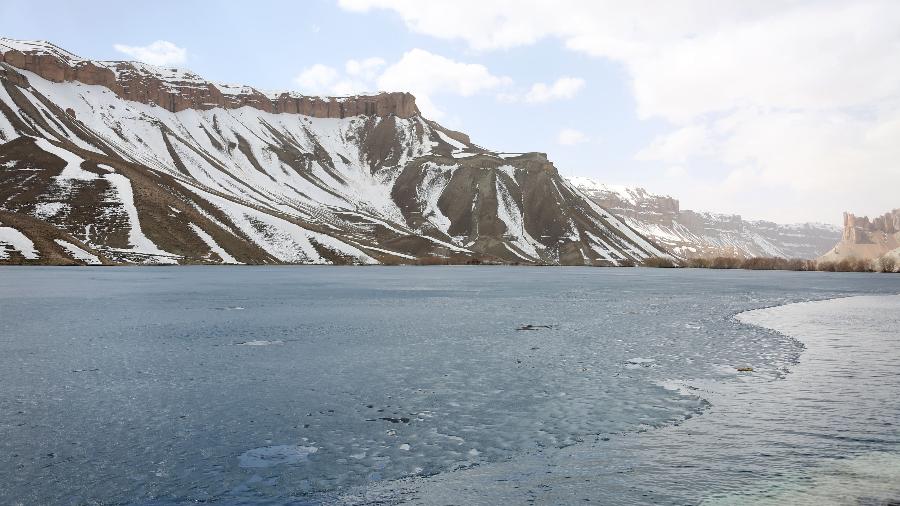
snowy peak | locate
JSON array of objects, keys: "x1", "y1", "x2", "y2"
[
  {"x1": 567, "y1": 176, "x2": 674, "y2": 207},
  {"x1": 0, "y1": 37, "x2": 419, "y2": 117},
  {"x1": 0, "y1": 39, "x2": 83, "y2": 64}
]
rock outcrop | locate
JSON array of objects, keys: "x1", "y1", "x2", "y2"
[
  {"x1": 0, "y1": 39, "x2": 418, "y2": 117},
  {"x1": 819, "y1": 209, "x2": 900, "y2": 263}
]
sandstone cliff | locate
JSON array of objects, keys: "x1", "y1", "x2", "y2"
[
  {"x1": 0, "y1": 39, "x2": 418, "y2": 117},
  {"x1": 818, "y1": 209, "x2": 900, "y2": 263}
]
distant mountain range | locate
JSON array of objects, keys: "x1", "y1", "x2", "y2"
[
  {"x1": 0, "y1": 38, "x2": 855, "y2": 266},
  {"x1": 569, "y1": 177, "x2": 841, "y2": 260}
]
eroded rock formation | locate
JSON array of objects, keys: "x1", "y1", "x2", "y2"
[{"x1": 0, "y1": 40, "x2": 418, "y2": 117}]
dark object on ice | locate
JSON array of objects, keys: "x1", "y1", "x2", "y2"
[
  {"x1": 737, "y1": 366, "x2": 754, "y2": 372},
  {"x1": 380, "y1": 417, "x2": 410, "y2": 424},
  {"x1": 516, "y1": 324, "x2": 555, "y2": 331}
]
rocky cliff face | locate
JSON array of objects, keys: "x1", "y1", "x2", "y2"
[
  {"x1": 818, "y1": 209, "x2": 900, "y2": 263},
  {"x1": 569, "y1": 177, "x2": 841, "y2": 260},
  {"x1": 0, "y1": 39, "x2": 418, "y2": 117},
  {"x1": 0, "y1": 38, "x2": 665, "y2": 265},
  {"x1": 841, "y1": 211, "x2": 900, "y2": 241}
]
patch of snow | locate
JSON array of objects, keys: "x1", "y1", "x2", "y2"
[
  {"x1": 362, "y1": 245, "x2": 417, "y2": 260},
  {"x1": 566, "y1": 176, "x2": 668, "y2": 207},
  {"x1": 417, "y1": 162, "x2": 455, "y2": 235},
  {"x1": 496, "y1": 165, "x2": 519, "y2": 180},
  {"x1": 0, "y1": 38, "x2": 82, "y2": 63},
  {"x1": 34, "y1": 138, "x2": 97, "y2": 182},
  {"x1": 571, "y1": 181, "x2": 667, "y2": 259},
  {"x1": 435, "y1": 130, "x2": 467, "y2": 150},
  {"x1": 584, "y1": 231, "x2": 618, "y2": 264},
  {"x1": 495, "y1": 177, "x2": 542, "y2": 260},
  {"x1": 188, "y1": 223, "x2": 241, "y2": 264},
  {"x1": 103, "y1": 173, "x2": 177, "y2": 262},
  {"x1": 33, "y1": 202, "x2": 68, "y2": 219},
  {"x1": 186, "y1": 184, "x2": 373, "y2": 264},
  {"x1": 54, "y1": 239, "x2": 101, "y2": 264},
  {"x1": 0, "y1": 226, "x2": 39, "y2": 259}
]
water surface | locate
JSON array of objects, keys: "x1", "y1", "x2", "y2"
[{"x1": 1, "y1": 266, "x2": 898, "y2": 504}]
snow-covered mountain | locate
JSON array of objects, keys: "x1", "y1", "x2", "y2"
[
  {"x1": 0, "y1": 38, "x2": 667, "y2": 265},
  {"x1": 569, "y1": 177, "x2": 841, "y2": 260}
]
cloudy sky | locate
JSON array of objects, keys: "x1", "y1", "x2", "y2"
[{"x1": 4, "y1": 0, "x2": 899, "y2": 224}]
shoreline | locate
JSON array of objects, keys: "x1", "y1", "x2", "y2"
[
  {"x1": 327, "y1": 293, "x2": 900, "y2": 505},
  {"x1": 1, "y1": 263, "x2": 897, "y2": 274}
]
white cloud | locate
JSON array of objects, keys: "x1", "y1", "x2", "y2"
[
  {"x1": 338, "y1": 0, "x2": 900, "y2": 222},
  {"x1": 113, "y1": 41, "x2": 187, "y2": 66},
  {"x1": 293, "y1": 49, "x2": 510, "y2": 118},
  {"x1": 525, "y1": 77, "x2": 585, "y2": 103},
  {"x1": 294, "y1": 64, "x2": 342, "y2": 95},
  {"x1": 294, "y1": 59, "x2": 388, "y2": 96},
  {"x1": 338, "y1": 0, "x2": 552, "y2": 50},
  {"x1": 345, "y1": 57, "x2": 386, "y2": 80},
  {"x1": 636, "y1": 125, "x2": 712, "y2": 163},
  {"x1": 557, "y1": 128, "x2": 589, "y2": 146},
  {"x1": 378, "y1": 49, "x2": 508, "y2": 95}
]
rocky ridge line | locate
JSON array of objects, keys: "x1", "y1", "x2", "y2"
[{"x1": 0, "y1": 38, "x2": 418, "y2": 118}]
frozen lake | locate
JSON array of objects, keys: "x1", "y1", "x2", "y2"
[{"x1": 1, "y1": 266, "x2": 899, "y2": 504}]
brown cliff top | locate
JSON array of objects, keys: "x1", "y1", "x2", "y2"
[{"x1": 0, "y1": 38, "x2": 419, "y2": 118}]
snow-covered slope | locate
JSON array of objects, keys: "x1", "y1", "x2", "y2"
[
  {"x1": 0, "y1": 38, "x2": 666, "y2": 265},
  {"x1": 570, "y1": 177, "x2": 841, "y2": 260}
]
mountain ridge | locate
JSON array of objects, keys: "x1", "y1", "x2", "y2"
[
  {"x1": 0, "y1": 38, "x2": 420, "y2": 118},
  {"x1": 569, "y1": 176, "x2": 842, "y2": 260},
  {"x1": 0, "y1": 37, "x2": 667, "y2": 265}
]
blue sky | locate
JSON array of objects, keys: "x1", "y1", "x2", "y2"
[{"x1": 3, "y1": 0, "x2": 899, "y2": 224}]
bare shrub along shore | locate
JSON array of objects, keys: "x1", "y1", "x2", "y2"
[{"x1": 641, "y1": 256, "x2": 898, "y2": 273}]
